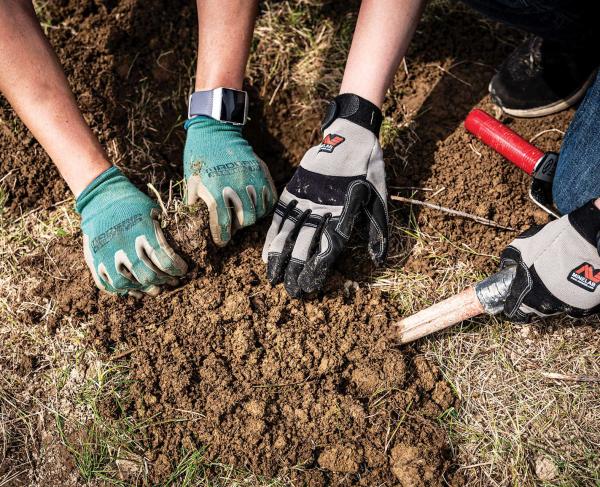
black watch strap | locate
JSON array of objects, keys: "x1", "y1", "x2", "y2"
[
  {"x1": 321, "y1": 93, "x2": 383, "y2": 137},
  {"x1": 188, "y1": 87, "x2": 248, "y2": 125},
  {"x1": 188, "y1": 90, "x2": 214, "y2": 117}
]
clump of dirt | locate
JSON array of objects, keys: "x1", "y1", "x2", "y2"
[{"x1": 31, "y1": 208, "x2": 455, "y2": 485}]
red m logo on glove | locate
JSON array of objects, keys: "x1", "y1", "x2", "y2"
[
  {"x1": 568, "y1": 262, "x2": 600, "y2": 292},
  {"x1": 319, "y1": 134, "x2": 345, "y2": 153},
  {"x1": 574, "y1": 263, "x2": 600, "y2": 283}
]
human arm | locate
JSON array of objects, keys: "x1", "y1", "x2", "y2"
[
  {"x1": 340, "y1": 0, "x2": 426, "y2": 107},
  {"x1": 0, "y1": 0, "x2": 110, "y2": 196},
  {"x1": 0, "y1": 0, "x2": 187, "y2": 296},
  {"x1": 184, "y1": 0, "x2": 276, "y2": 246},
  {"x1": 262, "y1": 0, "x2": 427, "y2": 297}
]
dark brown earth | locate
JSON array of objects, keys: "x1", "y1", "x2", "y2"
[
  {"x1": 3, "y1": 0, "x2": 574, "y2": 485},
  {"x1": 34, "y1": 208, "x2": 458, "y2": 485}
]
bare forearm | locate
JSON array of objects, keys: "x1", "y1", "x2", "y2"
[
  {"x1": 340, "y1": 0, "x2": 426, "y2": 108},
  {"x1": 194, "y1": 0, "x2": 258, "y2": 90},
  {"x1": 0, "y1": 0, "x2": 109, "y2": 197}
]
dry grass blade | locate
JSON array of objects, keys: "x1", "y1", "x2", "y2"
[{"x1": 540, "y1": 371, "x2": 600, "y2": 383}]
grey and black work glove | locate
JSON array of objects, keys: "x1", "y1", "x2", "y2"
[
  {"x1": 262, "y1": 93, "x2": 388, "y2": 298},
  {"x1": 500, "y1": 200, "x2": 600, "y2": 322}
]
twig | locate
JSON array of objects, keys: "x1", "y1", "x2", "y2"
[
  {"x1": 388, "y1": 186, "x2": 434, "y2": 192},
  {"x1": 468, "y1": 142, "x2": 482, "y2": 158},
  {"x1": 13, "y1": 197, "x2": 73, "y2": 223},
  {"x1": 431, "y1": 186, "x2": 446, "y2": 198},
  {"x1": 530, "y1": 128, "x2": 565, "y2": 143},
  {"x1": 391, "y1": 195, "x2": 516, "y2": 231},
  {"x1": 111, "y1": 348, "x2": 135, "y2": 361},
  {"x1": 147, "y1": 183, "x2": 168, "y2": 217},
  {"x1": 427, "y1": 63, "x2": 472, "y2": 87},
  {"x1": 540, "y1": 372, "x2": 600, "y2": 383},
  {"x1": 0, "y1": 169, "x2": 16, "y2": 184}
]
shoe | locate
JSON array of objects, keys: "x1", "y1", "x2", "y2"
[{"x1": 489, "y1": 36, "x2": 599, "y2": 118}]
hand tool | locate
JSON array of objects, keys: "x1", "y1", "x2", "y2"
[
  {"x1": 464, "y1": 108, "x2": 560, "y2": 217},
  {"x1": 392, "y1": 266, "x2": 516, "y2": 344},
  {"x1": 392, "y1": 109, "x2": 562, "y2": 344}
]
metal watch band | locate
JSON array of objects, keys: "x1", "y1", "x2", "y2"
[
  {"x1": 188, "y1": 88, "x2": 248, "y2": 126},
  {"x1": 188, "y1": 90, "x2": 214, "y2": 119}
]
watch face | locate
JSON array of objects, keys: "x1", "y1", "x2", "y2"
[{"x1": 221, "y1": 89, "x2": 246, "y2": 124}]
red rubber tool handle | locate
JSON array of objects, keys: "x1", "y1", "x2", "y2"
[{"x1": 464, "y1": 109, "x2": 543, "y2": 175}]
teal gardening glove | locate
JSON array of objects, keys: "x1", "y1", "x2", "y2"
[
  {"x1": 183, "y1": 116, "x2": 276, "y2": 245},
  {"x1": 76, "y1": 167, "x2": 188, "y2": 297}
]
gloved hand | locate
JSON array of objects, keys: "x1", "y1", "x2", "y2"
[
  {"x1": 76, "y1": 167, "x2": 188, "y2": 297},
  {"x1": 500, "y1": 199, "x2": 600, "y2": 322},
  {"x1": 183, "y1": 116, "x2": 276, "y2": 246},
  {"x1": 262, "y1": 93, "x2": 388, "y2": 298}
]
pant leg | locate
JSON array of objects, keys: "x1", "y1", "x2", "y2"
[
  {"x1": 460, "y1": 0, "x2": 596, "y2": 46},
  {"x1": 551, "y1": 70, "x2": 600, "y2": 214}
]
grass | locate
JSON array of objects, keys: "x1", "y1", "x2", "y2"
[
  {"x1": 159, "y1": 449, "x2": 288, "y2": 487},
  {"x1": 0, "y1": 200, "x2": 77, "y2": 484},
  {"x1": 428, "y1": 318, "x2": 600, "y2": 486},
  {"x1": 376, "y1": 213, "x2": 600, "y2": 486},
  {"x1": 249, "y1": 0, "x2": 357, "y2": 116},
  {"x1": 53, "y1": 358, "x2": 145, "y2": 484}
]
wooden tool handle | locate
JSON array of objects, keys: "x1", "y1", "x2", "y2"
[{"x1": 392, "y1": 286, "x2": 485, "y2": 344}]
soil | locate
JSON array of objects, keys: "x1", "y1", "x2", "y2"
[
  {"x1": 34, "y1": 209, "x2": 458, "y2": 485},
  {"x1": 3, "y1": 0, "x2": 574, "y2": 485}
]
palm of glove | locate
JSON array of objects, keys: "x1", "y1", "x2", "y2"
[
  {"x1": 77, "y1": 168, "x2": 187, "y2": 297},
  {"x1": 262, "y1": 117, "x2": 388, "y2": 297},
  {"x1": 184, "y1": 116, "x2": 276, "y2": 246},
  {"x1": 501, "y1": 200, "x2": 600, "y2": 322}
]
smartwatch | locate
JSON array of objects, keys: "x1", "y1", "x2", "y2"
[{"x1": 188, "y1": 87, "x2": 249, "y2": 126}]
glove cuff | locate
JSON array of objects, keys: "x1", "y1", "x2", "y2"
[
  {"x1": 75, "y1": 166, "x2": 122, "y2": 215},
  {"x1": 568, "y1": 199, "x2": 600, "y2": 255},
  {"x1": 184, "y1": 114, "x2": 244, "y2": 134},
  {"x1": 321, "y1": 93, "x2": 383, "y2": 137}
]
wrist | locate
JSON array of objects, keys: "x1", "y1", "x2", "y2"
[
  {"x1": 184, "y1": 115, "x2": 242, "y2": 133},
  {"x1": 66, "y1": 158, "x2": 112, "y2": 199},
  {"x1": 322, "y1": 93, "x2": 383, "y2": 137},
  {"x1": 568, "y1": 199, "x2": 600, "y2": 253},
  {"x1": 194, "y1": 68, "x2": 244, "y2": 91},
  {"x1": 338, "y1": 88, "x2": 383, "y2": 110},
  {"x1": 75, "y1": 166, "x2": 120, "y2": 214}
]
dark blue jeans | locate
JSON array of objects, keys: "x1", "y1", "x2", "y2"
[{"x1": 462, "y1": 0, "x2": 600, "y2": 214}]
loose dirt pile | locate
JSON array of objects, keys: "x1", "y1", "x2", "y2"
[
  {"x1": 38, "y1": 210, "x2": 455, "y2": 485},
  {"x1": 2, "y1": 0, "x2": 575, "y2": 484}
]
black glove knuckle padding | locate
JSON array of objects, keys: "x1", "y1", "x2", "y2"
[{"x1": 263, "y1": 94, "x2": 389, "y2": 298}]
